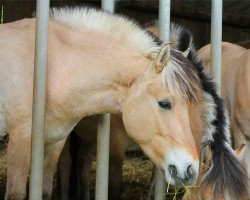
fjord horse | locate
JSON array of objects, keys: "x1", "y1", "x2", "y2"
[
  {"x1": 198, "y1": 42, "x2": 250, "y2": 198},
  {"x1": 58, "y1": 24, "x2": 205, "y2": 200},
  {"x1": 0, "y1": 7, "x2": 246, "y2": 200},
  {"x1": 58, "y1": 24, "x2": 247, "y2": 200}
]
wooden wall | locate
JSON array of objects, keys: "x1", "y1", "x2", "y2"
[
  {"x1": 0, "y1": 0, "x2": 100, "y2": 23},
  {"x1": 117, "y1": 5, "x2": 250, "y2": 48}
]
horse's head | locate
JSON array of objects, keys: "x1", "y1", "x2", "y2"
[
  {"x1": 122, "y1": 43, "x2": 201, "y2": 186},
  {"x1": 136, "y1": 22, "x2": 248, "y2": 199}
]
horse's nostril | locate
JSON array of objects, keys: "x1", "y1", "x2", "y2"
[
  {"x1": 184, "y1": 165, "x2": 196, "y2": 182},
  {"x1": 169, "y1": 165, "x2": 177, "y2": 175},
  {"x1": 187, "y1": 165, "x2": 195, "y2": 177}
]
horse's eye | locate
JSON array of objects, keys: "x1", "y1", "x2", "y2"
[{"x1": 158, "y1": 100, "x2": 172, "y2": 110}]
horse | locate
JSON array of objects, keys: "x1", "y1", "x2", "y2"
[
  {"x1": 198, "y1": 42, "x2": 250, "y2": 198},
  {"x1": 0, "y1": 7, "x2": 246, "y2": 200},
  {"x1": 237, "y1": 40, "x2": 250, "y2": 49},
  {"x1": 57, "y1": 24, "x2": 205, "y2": 200},
  {"x1": 57, "y1": 23, "x2": 247, "y2": 200},
  {"x1": 144, "y1": 22, "x2": 250, "y2": 199}
]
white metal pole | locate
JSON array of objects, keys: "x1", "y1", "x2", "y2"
[
  {"x1": 102, "y1": 0, "x2": 115, "y2": 13},
  {"x1": 211, "y1": 0, "x2": 223, "y2": 94},
  {"x1": 29, "y1": 0, "x2": 50, "y2": 199},
  {"x1": 95, "y1": 114, "x2": 111, "y2": 200},
  {"x1": 154, "y1": 1, "x2": 171, "y2": 200},
  {"x1": 159, "y1": 0, "x2": 171, "y2": 42},
  {"x1": 95, "y1": 2, "x2": 113, "y2": 200},
  {"x1": 154, "y1": 167, "x2": 166, "y2": 200}
]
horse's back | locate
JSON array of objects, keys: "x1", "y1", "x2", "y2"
[
  {"x1": 197, "y1": 42, "x2": 246, "y2": 72},
  {"x1": 197, "y1": 42, "x2": 249, "y2": 139},
  {"x1": 234, "y1": 49, "x2": 250, "y2": 137},
  {"x1": 198, "y1": 42, "x2": 246, "y2": 105}
]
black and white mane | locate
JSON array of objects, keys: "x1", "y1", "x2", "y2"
[{"x1": 169, "y1": 24, "x2": 247, "y2": 199}]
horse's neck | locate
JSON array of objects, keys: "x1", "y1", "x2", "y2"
[{"x1": 50, "y1": 25, "x2": 150, "y2": 118}]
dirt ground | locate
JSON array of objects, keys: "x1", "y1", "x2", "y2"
[{"x1": 0, "y1": 149, "x2": 184, "y2": 200}]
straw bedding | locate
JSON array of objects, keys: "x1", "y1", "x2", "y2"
[{"x1": 0, "y1": 147, "x2": 186, "y2": 200}]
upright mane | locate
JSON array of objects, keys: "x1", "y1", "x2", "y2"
[
  {"x1": 175, "y1": 26, "x2": 248, "y2": 199},
  {"x1": 50, "y1": 7, "x2": 160, "y2": 56},
  {"x1": 50, "y1": 7, "x2": 201, "y2": 102}
]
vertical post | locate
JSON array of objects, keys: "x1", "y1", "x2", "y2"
[
  {"x1": 0, "y1": 4, "x2": 3, "y2": 24},
  {"x1": 95, "y1": 114, "x2": 111, "y2": 200},
  {"x1": 159, "y1": 0, "x2": 171, "y2": 42},
  {"x1": 95, "y1": 2, "x2": 113, "y2": 200},
  {"x1": 154, "y1": 1, "x2": 171, "y2": 200},
  {"x1": 101, "y1": 0, "x2": 115, "y2": 13},
  {"x1": 29, "y1": 0, "x2": 50, "y2": 199},
  {"x1": 154, "y1": 166, "x2": 166, "y2": 200},
  {"x1": 211, "y1": 0, "x2": 223, "y2": 94}
]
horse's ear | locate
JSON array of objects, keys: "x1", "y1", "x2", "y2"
[
  {"x1": 182, "y1": 47, "x2": 191, "y2": 57},
  {"x1": 154, "y1": 43, "x2": 171, "y2": 73},
  {"x1": 170, "y1": 23, "x2": 193, "y2": 56},
  {"x1": 235, "y1": 143, "x2": 246, "y2": 156}
]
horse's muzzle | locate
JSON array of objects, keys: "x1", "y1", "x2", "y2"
[
  {"x1": 164, "y1": 148, "x2": 199, "y2": 186},
  {"x1": 168, "y1": 164, "x2": 197, "y2": 185}
]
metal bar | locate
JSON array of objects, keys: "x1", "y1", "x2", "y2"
[
  {"x1": 159, "y1": 0, "x2": 171, "y2": 42},
  {"x1": 211, "y1": 0, "x2": 223, "y2": 94},
  {"x1": 102, "y1": 0, "x2": 115, "y2": 13},
  {"x1": 29, "y1": 0, "x2": 50, "y2": 199},
  {"x1": 0, "y1": 4, "x2": 3, "y2": 24},
  {"x1": 95, "y1": 114, "x2": 111, "y2": 200},
  {"x1": 95, "y1": 2, "x2": 113, "y2": 200},
  {"x1": 154, "y1": 1, "x2": 171, "y2": 200},
  {"x1": 154, "y1": 167, "x2": 166, "y2": 200}
]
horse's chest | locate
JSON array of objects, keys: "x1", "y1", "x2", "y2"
[{"x1": 45, "y1": 120, "x2": 79, "y2": 144}]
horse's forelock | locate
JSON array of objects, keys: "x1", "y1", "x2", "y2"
[{"x1": 161, "y1": 50, "x2": 201, "y2": 102}]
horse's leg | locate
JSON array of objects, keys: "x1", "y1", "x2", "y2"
[
  {"x1": 42, "y1": 139, "x2": 67, "y2": 200},
  {"x1": 76, "y1": 141, "x2": 96, "y2": 200},
  {"x1": 108, "y1": 115, "x2": 128, "y2": 200},
  {"x1": 5, "y1": 125, "x2": 31, "y2": 200},
  {"x1": 58, "y1": 136, "x2": 72, "y2": 200}
]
